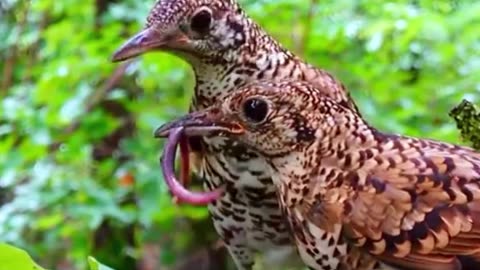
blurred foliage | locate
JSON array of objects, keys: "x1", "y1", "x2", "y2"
[{"x1": 0, "y1": 0, "x2": 479, "y2": 269}]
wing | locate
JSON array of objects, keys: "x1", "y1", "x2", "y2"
[
  {"x1": 345, "y1": 136, "x2": 480, "y2": 269},
  {"x1": 288, "y1": 187, "x2": 401, "y2": 270}
]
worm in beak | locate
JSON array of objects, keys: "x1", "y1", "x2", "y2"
[
  {"x1": 157, "y1": 109, "x2": 244, "y2": 205},
  {"x1": 161, "y1": 127, "x2": 224, "y2": 205}
]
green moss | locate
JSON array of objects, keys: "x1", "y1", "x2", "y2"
[{"x1": 449, "y1": 100, "x2": 480, "y2": 150}]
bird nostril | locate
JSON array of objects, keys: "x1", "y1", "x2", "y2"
[{"x1": 136, "y1": 34, "x2": 149, "y2": 44}]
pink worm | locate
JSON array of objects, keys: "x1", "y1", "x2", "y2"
[{"x1": 161, "y1": 127, "x2": 223, "y2": 205}]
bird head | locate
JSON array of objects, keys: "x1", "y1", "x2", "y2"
[
  {"x1": 155, "y1": 81, "x2": 339, "y2": 156},
  {"x1": 112, "y1": 0, "x2": 250, "y2": 62}
]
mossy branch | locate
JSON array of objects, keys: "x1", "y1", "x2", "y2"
[{"x1": 449, "y1": 100, "x2": 480, "y2": 150}]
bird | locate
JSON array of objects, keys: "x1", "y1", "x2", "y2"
[
  {"x1": 154, "y1": 80, "x2": 480, "y2": 270},
  {"x1": 111, "y1": 0, "x2": 359, "y2": 268}
]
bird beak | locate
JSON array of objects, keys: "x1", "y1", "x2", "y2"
[
  {"x1": 154, "y1": 109, "x2": 245, "y2": 138},
  {"x1": 111, "y1": 26, "x2": 188, "y2": 62}
]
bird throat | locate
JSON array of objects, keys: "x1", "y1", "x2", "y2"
[{"x1": 181, "y1": 32, "x2": 296, "y2": 110}]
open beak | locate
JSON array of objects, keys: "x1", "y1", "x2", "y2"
[
  {"x1": 154, "y1": 109, "x2": 245, "y2": 138},
  {"x1": 111, "y1": 26, "x2": 188, "y2": 62}
]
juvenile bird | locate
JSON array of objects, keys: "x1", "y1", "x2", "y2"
[
  {"x1": 155, "y1": 80, "x2": 480, "y2": 270},
  {"x1": 112, "y1": 0, "x2": 359, "y2": 268}
]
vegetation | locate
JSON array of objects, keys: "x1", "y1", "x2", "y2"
[
  {"x1": 1, "y1": 0, "x2": 479, "y2": 269},
  {"x1": 450, "y1": 100, "x2": 480, "y2": 150}
]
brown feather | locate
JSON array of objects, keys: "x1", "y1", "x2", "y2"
[{"x1": 377, "y1": 253, "x2": 461, "y2": 270}]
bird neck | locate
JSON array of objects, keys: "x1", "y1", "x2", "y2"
[
  {"x1": 181, "y1": 20, "x2": 301, "y2": 110},
  {"x1": 266, "y1": 152, "x2": 312, "y2": 201},
  {"x1": 270, "y1": 112, "x2": 379, "y2": 190}
]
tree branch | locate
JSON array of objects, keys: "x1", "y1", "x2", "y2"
[
  {"x1": 1, "y1": 1, "x2": 30, "y2": 94},
  {"x1": 48, "y1": 60, "x2": 132, "y2": 153}
]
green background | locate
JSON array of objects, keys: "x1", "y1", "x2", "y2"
[{"x1": 1, "y1": 0, "x2": 479, "y2": 269}]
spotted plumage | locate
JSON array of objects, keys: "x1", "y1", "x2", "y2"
[
  {"x1": 112, "y1": 0, "x2": 359, "y2": 268},
  {"x1": 155, "y1": 80, "x2": 480, "y2": 270}
]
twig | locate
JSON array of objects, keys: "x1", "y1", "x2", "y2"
[
  {"x1": 24, "y1": 13, "x2": 49, "y2": 82},
  {"x1": 1, "y1": 1, "x2": 31, "y2": 94},
  {"x1": 48, "y1": 60, "x2": 133, "y2": 152},
  {"x1": 294, "y1": 0, "x2": 318, "y2": 56}
]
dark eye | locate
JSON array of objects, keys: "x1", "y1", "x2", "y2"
[
  {"x1": 191, "y1": 9, "x2": 212, "y2": 33},
  {"x1": 242, "y1": 98, "x2": 268, "y2": 123}
]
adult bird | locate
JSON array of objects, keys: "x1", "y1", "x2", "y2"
[
  {"x1": 112, "y1": 0, "x2": 359, "y2": 268},
  {"x1": 155, "y1": 80, "x2": 480, "y2": 270}
]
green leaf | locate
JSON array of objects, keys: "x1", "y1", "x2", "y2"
[
  {"x1": 87, "y1": 256, "x2": 116, "y2": 270},
  {"x1": 0, "y1": 243, "x2": 46, "y2": 270}
]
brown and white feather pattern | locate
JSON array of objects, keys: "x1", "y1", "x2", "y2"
[
  {"x1": 138, "y1": 0, "x2": 361, "y2": 269},
  {"x1": 174, "y1": 81, "x2": 480, "y2": 270}
]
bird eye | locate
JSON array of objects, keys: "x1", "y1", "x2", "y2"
[
  {"x1": 190, "y1": 9, "x2": 212, "y2": 34},
  {"x1": 242, "y1": 98, "x2": 269, "y2": 123}
]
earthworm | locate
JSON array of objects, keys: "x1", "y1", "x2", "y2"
[
  {"x1": 172, "y1": 135, "x2": 190, "y2": 204},
  {"x1": 160, "y1": 127, "x2": 223, "y2": 205}
]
